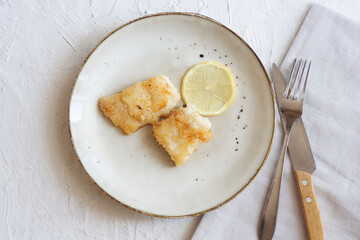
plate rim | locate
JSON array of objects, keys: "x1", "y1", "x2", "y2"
[{"x1": 68, "y1": 12, "x2": 276, "y2": 218}]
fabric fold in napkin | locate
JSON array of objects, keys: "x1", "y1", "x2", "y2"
[{"x1": 192, "y1": 4, "x2": 360, "y2": 240}]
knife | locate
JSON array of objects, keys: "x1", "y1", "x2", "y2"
[{"x1": 272, "y1": 63, "x2": 324, "y2": 240}]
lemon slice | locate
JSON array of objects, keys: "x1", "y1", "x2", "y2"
[{"x1": 181, "y1": 61, "x2": 235, "y2": 116}]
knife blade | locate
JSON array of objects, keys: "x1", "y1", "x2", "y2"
[
  {"x1": 272, "y1": 63, "x2": 324, "y2": 240},
  {"x1": 288, "y1": 119, "x2": 316, "y2": 173}
]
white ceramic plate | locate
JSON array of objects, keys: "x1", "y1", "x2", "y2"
[{"x1": 69, "y1": 13, "x2": 275, "y2": 218}]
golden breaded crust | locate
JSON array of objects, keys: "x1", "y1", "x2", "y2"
[
  {"x1": 99, "y1": 75, "x2": 180, "y2": 134},
  {"x1": 152, "y1": 106, "x2": 213, "y2": 166},
  {"x1": 98, "y1": 94, "x2": 140, "y2": 135},
  {"x1": 172, "y1": 108, "x2": 213, "y2": 143}
]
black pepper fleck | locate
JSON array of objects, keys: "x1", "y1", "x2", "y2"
[
  {"x1": 175, "y1": 47, "x2": 177, "y2": 50},
  {"x1": 137, "y1": 105, "x2": 142, "y2": 109},
  {"x1": 240, "y1": 109, "x2": 243, "y2": 112},
  {"x1": 196, "y1": 178, "x2": 198, "y2": 181},
  {"x1": 235, "y1": 149, "x2": 239, "y2": 151},
  {"x1": 214, "y1": 49, "x2": 217, "y2": 51},
  {"x1": 243, "y1": 96, "x2": 246, "y2": 99},
  {"x1": 225, "y1": 55, "x2": 227, "y2": 57},
  {"x1": 225, "y1": 64, "x2": 228, "y2": 66},
  {"x1": 199, "y1": 54, "x2": 204, "y2": 58},
  {"x1": 236, "y1": 76, "x2": 239, "y2": 79},
  {"x1": 237, "y1": 141, "x2": 239, "y2": 144},
  {"x1": 183, "y1": 104, "x2": 187, "y2": 108},
  {"x1": 237, "y1": 115, "x2": 240, "y2": 120}
]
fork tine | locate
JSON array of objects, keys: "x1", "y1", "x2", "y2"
[
  {"x1": 284, "y1": 59, "x2": 299, "y2": 98},
  {"x1": 300, "y1": 61, "x2": 311, "y2": 100},
  {"x1": 290, "y1": 60, "x2": 307, "y2": 100},
  {"x1": 284, "y1": 59, "x2": 312, "y2": 101}
]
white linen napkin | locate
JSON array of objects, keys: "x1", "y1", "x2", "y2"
[{"x1": 192, "y1": 4, "x2": 360, "y2": 240}]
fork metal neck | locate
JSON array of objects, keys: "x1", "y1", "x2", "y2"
[
  {"x1": 280, "y1": 99, "x2": 303, "y2": 129},
  {"x1": 282, "y1": 113, "x2": 299, "y2": 130}
]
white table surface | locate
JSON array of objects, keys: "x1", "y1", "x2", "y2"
[{"x1": 1, "y1": 0, "x2": 359, "y2": 239}]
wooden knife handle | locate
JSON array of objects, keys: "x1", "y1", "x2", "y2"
[{"x1": 294, "y1": 170, "x2": 324, "y2": 240}]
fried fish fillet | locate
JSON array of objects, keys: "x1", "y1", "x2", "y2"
[
  {"x1": 152, "y1": 105, "x2": 213, "y2": 166},
  {"x1": 99, "y1": 75, "x2": 180, "y2": 134}
]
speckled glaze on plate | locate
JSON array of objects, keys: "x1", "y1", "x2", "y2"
[{"x1": 69, "y1": 13, "x2": 275, "y2": 218}]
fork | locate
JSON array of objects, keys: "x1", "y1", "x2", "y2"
[{"x1": 259, "y1": 59, "x2": 312, "y2": 240}]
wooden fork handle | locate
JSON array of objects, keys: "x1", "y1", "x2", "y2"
[{"x1": 294, "y1": 170, "x2": 324, "y2": 240}]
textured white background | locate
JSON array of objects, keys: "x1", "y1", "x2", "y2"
[{"x1": 1, "y1": 0, "x2": 360, "y2": 239}]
